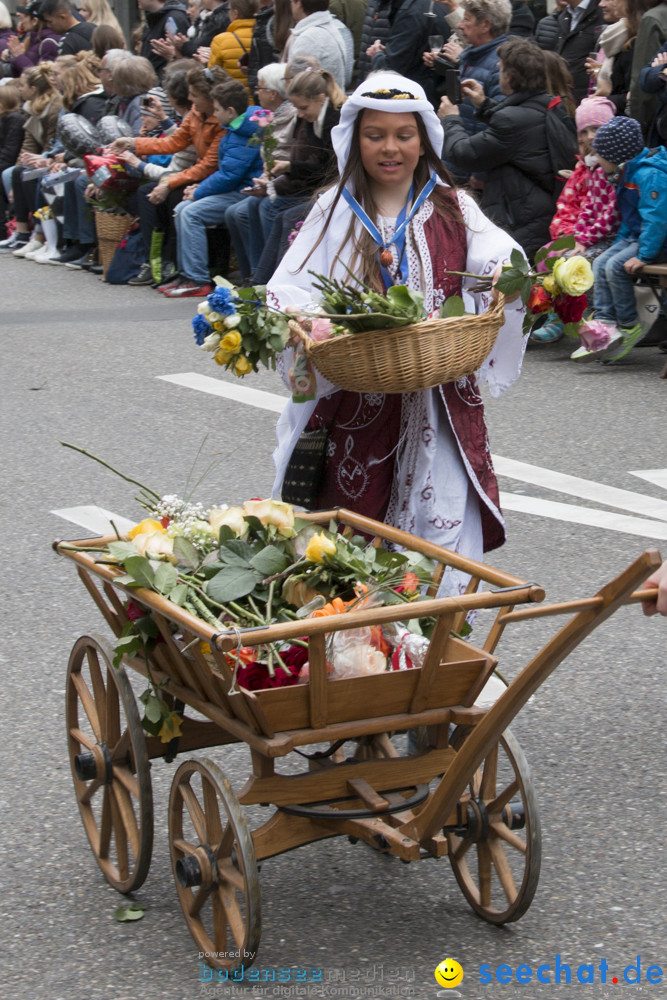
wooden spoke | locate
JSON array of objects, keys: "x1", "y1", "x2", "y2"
[
  {"x1": 169, "y1": 758, "x2": 261, "y2": 973},
  {"x1": 446, "y1": 727, "x2": 541, "y2": 924},
  {"x1": 66, "y1": 635, "x2": 153, "y2": 894}
]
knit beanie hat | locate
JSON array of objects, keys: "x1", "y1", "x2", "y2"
[
  {"x1": 575, "y1": 97, "x2": 616, "y2": 133},
  {"x1": 592, "y1": 116, "x2": 644, "y2": 165}
]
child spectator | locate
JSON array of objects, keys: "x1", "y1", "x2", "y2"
[
  {"x1": 584, "y1": 116, "x2": 667, "y2": 363},
  {"x1": 163, "y1": 77, "x2": 262, "y2": 296},
  {"x1": 0, "y1": 83, "x2": 23, "y2": 238},
  {"x1": 531, "y1": 96, "x2": 620, "y2": 347}
]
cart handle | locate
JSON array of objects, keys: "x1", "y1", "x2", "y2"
[{"x1": 495, "y1": 587, "x2": 659, "y2": 623}]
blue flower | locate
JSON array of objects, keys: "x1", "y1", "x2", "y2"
[
  {"x1": 192, "y1": 314, "x2": 212, "y2": 345},
  {"x1": 208, "y1": 286, "x2": 236, "y2": 315}
]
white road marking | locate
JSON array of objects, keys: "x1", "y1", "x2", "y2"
[
  {"x1": 51, "y1": 505, "x2": 134, "y2": 535},
  {"x1": 494, "y1": 456, "x2": 667, "y2": 522},
  {"x1": 629, "y1": 469, "x2": 667, "y2": 491},
  {"x1": 158, "y1": 372, "x2": 287, "y2": 413},
  {"x1": 500, "y1": 493, "x2": 667, "y2": 540}
]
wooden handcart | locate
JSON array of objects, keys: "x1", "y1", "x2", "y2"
[{"x1": 54, "y1": 510, "x2": 660, "y2": 970}]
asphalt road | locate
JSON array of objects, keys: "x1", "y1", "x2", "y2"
[{"x1": 2, "y1": 256, "x2": 666, "y2": 1000}]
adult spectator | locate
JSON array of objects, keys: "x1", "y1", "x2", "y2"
[
  {"x1": 284, "y1": 0, "x2": 353, "y2": 90},
  {"x1": 247, "y1": 0, "x2": 292, "y2": 97},
  {"x1": 137, "y1": 0, "x2": 190, "y2": 76},
  {"x1": 425, "y1": 0, "x2": 510, "y2": 135},
  {"x1": 0, "y1": 1, "x2": 12, "y2": 57},
  {"x1": 91, "y1": 23, "x2": 127, "y2": 58},
  {"x1": 79, "y1": 0, "x2": 123, "y2": 33},
  {"x1": 535, "y1": 0, "x2": 568, "y2": 50},
  {"x1": 356, "y1": 0, "x2": 395, "y2": 85},
  {"x1": 367, "y1": 0, "x2": 452, "y2": 105},
  {"x1": 509, "y1": 0, "x2": 535, "y2": 36},
  {"x1": 630, "y1": 0, "x2": 667, "y2": 137},
  {"x1": 440, "y1": 37, "x2": 577, "y2": 258},
  {"x1": 153, "y1": 0, "x2": 232, "y2": 63},
  {"x1": 40, "y1": 0, "x2": 97, "y2": 53},
  {"x1": 554, "y1": 0, "x2": 605, "y2": 103},
  {"x1": 0, "y1": 84, "x2": 24, "y2": 238},
  {"x1": 330, "y1": 0, "x2": 366, "y2": 61},
  {"x1": 1, "y1": 0, "x2": 61, "y2": 76},
  {"x1": 208, "y1": 0, "x2": 257, "y2": 91},
  {"x1": 591, "y1": 0, "x2": 643, "y2": 115}
]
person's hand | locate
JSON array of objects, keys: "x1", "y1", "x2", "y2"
[
  {"x1": 623, "y1": 256, "x2": 645, "y2": 274},
  {"x1": 641, "y1": 559, "x2": 667, "y2": 615},
  {"x1": 108, "y1": 137, "x2": 134, "y2": 154},
  {"x1": 441, "y1": 39, "x2": 462, "y2": 64},
  {"x1": 141, "y1": 94, "x2": 164, "y2": 120},
  {"x1": 117, "y1": 149, "x2": 142, "y2": 168},
  {"x1": 7, "y1": 34, "x2": 23, "y2": 57},
  {"x1": 491, "y1": 263, "x2": 522, "y2": 304},
  {"x1": 140, "y1": 114, "x2": 160, "y2": 136},
  {"x1": 585, "y1": 57, "x2": 602, "y2": 77},
  {"x1": 423, "y1": 51, "x2": 437, "y2": 67},
  {"x1": 437, "y1": 96, "x2": 459, "y2": 118},
  {"x1": 566, "y1": 242, "x2": 585, "y2": 256},
  {"x1": 148, "y1": 181, "x2": 171, "y2": 204},
  {"x1": 651, "y1": 50, "x2": 667, "y2": 67},
  {"x1": 85, "y1": 183, "x2": 101, "y2": 200},
  {"x1": 194, "y1": 45, "x2": 211, "y2": 64},
  {"x1": 461, "y1": 78, "x2": 485, "y2": 108},
  {"x1": 272, "y1": 160, "x2": 290, "y2": 175},
  {"x1": 151, "y1": 36, "x2": 176, "y2": 61},
  {"x1": 182, "y1": 183, "x2": 198, "y2": 200},
  {"x1": 171, "y1": 32, "x2": 187, "y2": 53},
  {"x1": 366, "y1": 39, "x2": 385, "y2": 59}
]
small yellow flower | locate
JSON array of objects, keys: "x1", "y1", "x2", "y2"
[
  {"x1": 158, "y1": 711, "x2": 183, "y2": 743},
  {"x1": 304, "y1": 532, "x2": 337, "y2": 563},
  {"x1": 128, "y1": 518, "x2": 165, "y2": 540},
  {"x1": 213, "y1": 321, "x2": 225, "y2": 332},
  {"x1": 232, "y1": 354, "x2": 253, "y2": 376},
  {"x1": 214, "y1": 347, "x2": 234, "y2": 366},
  {"x1": 542, "y1": 274, "x2": 557, "y2": 295},
  {"x1": 220, "y1": 330, "x2": 242, "y2": 354}
]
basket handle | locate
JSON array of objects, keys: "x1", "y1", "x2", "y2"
[{"x1": 288, "y1": 318, "x2": 314, "y2": 350}]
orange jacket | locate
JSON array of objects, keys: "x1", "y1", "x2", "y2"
[
  {"x1": 209, "y1": 18, "x2": 255, "y2": 95},
  {"x1": 134, "y1": 110, "x2": 223, "y2": 190}
]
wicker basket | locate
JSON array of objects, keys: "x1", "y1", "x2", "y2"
[
  {"x1": 94, "y1": 211, "x2": 136, "y2": 279},
  {"x1": 290, "y1": 294, "x2": 505, "y2": 394}
]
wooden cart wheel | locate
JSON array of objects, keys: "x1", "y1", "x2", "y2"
[
  {"x1": 445, "y1": 726, "x2": 541, "y2": 924},
  {"x1": 169, "y1": 758, "x2": 261, "y2": 972},
  {"x1": 66, "y1": 634, "x2": 153, "y2": 893}
]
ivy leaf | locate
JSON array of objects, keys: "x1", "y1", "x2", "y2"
[
  {"x1": 440, "y1": 295, "x2": 466, "y2": 318},
  {"x1": 173, "y1": 536, "x2": 200, "y2": 569},
  {"x1": 206, "y1": 566, "x2": 262, "y2": 603},
  {"x1": 114, "y1": 903, "x2": 145, "y2": 922},
  {"x1": 250, "y1": 545, "x2": 290, "y2": 576},
  {"x1": 154, "y1": 562, "x2": 178, "y2": 596}
]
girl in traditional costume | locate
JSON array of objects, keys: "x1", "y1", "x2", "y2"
[{"x1": 267, "y1": 72, "x2": 527, "y2": 595}]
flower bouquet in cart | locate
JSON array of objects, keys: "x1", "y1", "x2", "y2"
[{"x1": 61, "y1": 447, "x2": 443, "y2": 740}]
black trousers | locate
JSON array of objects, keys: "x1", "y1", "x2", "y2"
[{"x1": 133, "y1": 181, "x2": 184, "y2": 264}]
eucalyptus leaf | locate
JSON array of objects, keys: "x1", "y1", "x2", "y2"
[
  {"x1": 123, "y1": 555, "x2": 155, "y2": 590},
  {"x1": 206, "y1": 566, "x2": 262, "y2": 603}
]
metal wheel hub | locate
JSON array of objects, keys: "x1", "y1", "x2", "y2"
[
  {"x1": 74, "y1": 742, "x2": 112, "y2": 784},
  {"x1": 176, "y1": 843, "x2": 219, "y2": 890}
]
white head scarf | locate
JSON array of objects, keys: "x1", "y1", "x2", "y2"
[{"x1": 331, "y1": 72, "x2": 445, "y2": 180}]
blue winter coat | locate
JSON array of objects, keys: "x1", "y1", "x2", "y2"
[
  {"x1": 458, "y1": 35, "x2": 505, "y2": 135},
  {"x1": 193, "y1": 107, "x2": 263, "y2": 200},
  {"x1": 615, "y1": 146, "x2": 667, "y2": 261}
]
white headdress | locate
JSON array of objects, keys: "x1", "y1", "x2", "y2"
[{"x1": 331, "y1": 72, "x2": 445, "y2": 179}]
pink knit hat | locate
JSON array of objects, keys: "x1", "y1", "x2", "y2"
[{"x1": 575, "y1": 97, "x2": 616, "y2": 133}]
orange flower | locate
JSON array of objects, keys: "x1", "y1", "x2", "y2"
[{"x1": 401, "y1": 571, "x2": 420, "y2": 595}]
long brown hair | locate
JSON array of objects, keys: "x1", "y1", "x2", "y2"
[
  {"x1": 24, "y1": 62, "x2": 58, "y2": 114},
  {"x1": 298, "y1": 109, "x2": 462, "y2": 290}
]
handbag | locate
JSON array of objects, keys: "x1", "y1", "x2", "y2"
[{"x1": 281, "y1": 425, "x2": 330, "y2": 509}]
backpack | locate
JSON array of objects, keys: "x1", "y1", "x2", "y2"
[{"x1": 106, "y1": 225, "x2": 147, "y2": 284}]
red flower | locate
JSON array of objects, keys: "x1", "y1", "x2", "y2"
[
  {"x1": 126, "y1": 599, "x2": 148, "y2": 621},
  {"x1": 553, "y1": 293, "x2": 587, "y2": 324},
  {"x1": 527, "y1": 285, "x2": 552, "y2": 314}
]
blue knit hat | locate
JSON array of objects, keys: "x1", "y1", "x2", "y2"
[{"x1": 592, "y1": 117, "x2": 644, "y2": 165}]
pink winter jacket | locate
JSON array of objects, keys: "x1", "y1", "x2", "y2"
[{"x1": 550, "y1": 158, "x2": 620, "y2": 248}]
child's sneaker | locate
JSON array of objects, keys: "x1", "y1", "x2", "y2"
[
  {"x1": 601, "y1": 322, "x2": 646, "y2": 364},
  {"x1": 529, "y1": 316, "x2": 564, "y2": 343}
]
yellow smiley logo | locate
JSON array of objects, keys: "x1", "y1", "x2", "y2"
[{"x1": 434, "y1": 959, "x2": 464, "y2": 988}]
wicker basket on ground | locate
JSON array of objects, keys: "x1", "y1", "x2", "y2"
[
  {"x1": 289, "y1": 294, "x2": 506, "y2": 394},
  {"x1": 93, "y1": 211, "x2": 137, "y2": 279}
]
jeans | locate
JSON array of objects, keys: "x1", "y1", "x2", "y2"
[
  {"x1": 63, "y1": 173, "x2": 96, "y2": 246},
  {"x1": 592, "y1": 238, "x2": 641, "y2": 329},
  {"x1": 173, "y1": 191, "x2": 244, "y2": 283}
]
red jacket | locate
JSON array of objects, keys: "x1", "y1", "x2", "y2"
[{"x1": 550, "y1": 158, "x2": 620, "y2": 248}]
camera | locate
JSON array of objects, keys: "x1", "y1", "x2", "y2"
[{"x1": 432, "y1": 57, "x2": 462, "y2": 104}]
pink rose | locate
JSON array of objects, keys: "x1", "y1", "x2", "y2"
[
  {"x1": 309, "y1": 317, "x2": 336, "y2": 342},
  {"x1": 578, "y1": 319, "x2": 617, "y2": 352}
]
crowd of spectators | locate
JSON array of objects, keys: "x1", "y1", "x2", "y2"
[{"x1": 1, "y1": 0, "x2": 667, "y2": 361}]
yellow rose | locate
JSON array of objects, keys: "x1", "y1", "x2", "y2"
[
  {"x1": 542, "y1": 274, "x2": 556, "y2": 295},
  {"x1": 128, "y1": 518, "x2": 165, "y2": 540},
  {"x1": 132, "y1": 530, "x2": 178, "y2": 563},
  {"x1": 209, "y1": 505, "x2": 247, "y2": 537},
  {"x1": 244, "y1": 498, "x2": 295, "y2": 537},
  {"x1": 220, "y1": 330, "x2": 242, "y2": 353},
  {"x1": 304, "y1": 532, "x2": 337, "y2": 563},
  {"x1": 213, "y1": 321, "x2": 225, "y2": 332},
  {"x1": 551, "y1": 256, "x2": 594, "y2": 296},
  {"x1": 214, "y1": 347, "x2": 233, "y2": 366},
  {"x1": 232, "y1": 354, "x2": 253, "y2": 376}
]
